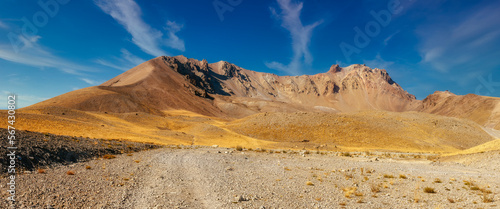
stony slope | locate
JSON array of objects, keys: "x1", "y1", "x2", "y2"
[
  {"x1": 225, "y1": 111, "x2": 494, "y2": 153},
  {"x1": 27, "y1": 56, "x2": 417, "y2": 118},
  {"x1": 417, "y1": 91, "x2": 500, "y2": 129}
]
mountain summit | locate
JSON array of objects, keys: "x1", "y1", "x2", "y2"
[{"x1": 29, "y1": 56, "x2": 418, "y2": 118}]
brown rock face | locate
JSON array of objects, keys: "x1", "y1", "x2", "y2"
[
  {"x1": 28, "y1": 56, "x2": 418, "y2": 118},
  {"x1": 417, "y1": 91, "x2": 500, "y2": 129}
]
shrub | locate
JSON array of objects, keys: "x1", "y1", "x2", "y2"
[
  {"x1": 37, "y1": 169, "x2": 46, "y2": 174},
  {"x1": 67, "y1": 171, "x2": 75, "y2": 175},
  {"x1": 85, "y1": 165, "x2": 92, "y2": 170},
  {"x1": 399, "y1": 174, "x2": 407, "y2": 179},
  {"x1": 434, "y1": 178, "x2": 442, "y2": 183},
  {"x1": 102, "y1": 154, "x2": 116, "y2": 159},
  {"x1": 383, "y1": 174, "x2": 394, "y2": 178},
  {"x1": 482, "y1": 193, "x2": 494, "y2": 203},
  {"x1": 423, "y1": 187, "x2": 436, "y2": 193},
  {"x1": 235, "y1": 146, "x2": 243, "y2": 151}
]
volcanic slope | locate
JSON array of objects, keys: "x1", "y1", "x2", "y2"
[
  {"x1": 0, "y1": 108, "x2": 493, "y2": 153},
  {"x1": 27, "y1": 56, "x2": 417, "y2": 118},
  {"x1": 225, "y1": 111, "x2": 494, "y2": 153},
  {"x1": 417, "y1": 90, "x2": 500, "y2": 129}
]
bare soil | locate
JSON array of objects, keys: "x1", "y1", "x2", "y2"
[{"x1": 1, "y1": 146, "x2": 498, "y2": 208}]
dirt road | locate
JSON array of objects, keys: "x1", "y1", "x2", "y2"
[{"x1": 1, "y1": 147, "x2": 499, "y2": 208}]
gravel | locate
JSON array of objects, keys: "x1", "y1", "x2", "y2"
[{"x1": 1, "y1": 146, "x2": 499, "y2": 208}]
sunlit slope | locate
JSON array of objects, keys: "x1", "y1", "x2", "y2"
[
  {"x1": 225, "y1": 111, "x2": 494, "y2": 152},
  {"x1": 2, "y1": 108, "x2": 494, "y2": 153},
  {"x1": 0, "y1": 108, "x2": 274, "y2": 148}
]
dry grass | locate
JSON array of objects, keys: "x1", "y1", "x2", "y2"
[
  {"x1": 102, "y1": 154, "x2": 116, "y2": 159},
  {"x1": 423, "y1": 187, "x2": 436, "y2": 193},
  {"x1": 343, "y1": 187, "x2": 357, "y2": 198},
  {"x1": 371, "y1": 183, "x2": 381, "y2": 193},
  {"x1": 482, "y1": 193, "x2": 494, "y2": 203},
  {"x1": 383, "y1": 174, "x2": 394, "y2": 178},
  {"x1": 66, "y1": 171, "x2": 75, "y2": 175}
]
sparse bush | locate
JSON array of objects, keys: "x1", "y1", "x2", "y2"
[
  {"x1": 423, "y1": 187, "x2": 436, "y2": 193},
  {"x1": 434, "y1": 178, "x2": 442, "y2": 183},
  {"x1": 235, "y1": 146, "x2": 243, "y2": 151},
  {"x1": 67, "y1": 171, "x2": 75, "y2": 175},
  {"x1": 471, "y1": 186, "x2": 480, "y2": 190},
  {"x1": 342, "y1": 152, "x2": 352, "y2": 157},
  {"x1": 102, "y1": 154, "x2": 116, "y2": 159},
  {"x1": 399, "y1": 174, "x2": 407, "y2": 179},
  {"x1": 306, "y1": 181, "x2": 314, "y2": 186},
  {"x1": 383, "y1": 174, "x2": 394, "y2": 178},
  {"x1": 37, "y1": 169, "x2": 46, "y2": 174},
  {"x1": 344, "y1": 173, "x2": 353, "y2": 180},
  {"x1": 447, "y1": 197, "x2": 455, "y2": 203},
  {"x1": 482, "y1": 193, "x2": 494, "y2": 203},
  {"x1": 85, "y1": 165, "x2": 92, "y2": 170},
  {"x1": 343, "y1": 187, "x2": 357, "y2": 198}
]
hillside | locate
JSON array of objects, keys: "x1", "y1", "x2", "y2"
[
  {"x1": 417, "y1": 91, "x2": 500, "y2": 129},
  {"x1": 26, "y1": 56, "x2": 417, "y2": 118}
]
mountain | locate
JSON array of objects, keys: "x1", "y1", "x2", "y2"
[
  {"x1": 5, "y1": 55, "x2": 499, "y2": 153},
  {"x1": 417, "y1": 91, "x2": 500, "y2": 130},
  {"x1": 27, "y1": 56, "x2": 417, "y2": 118}
]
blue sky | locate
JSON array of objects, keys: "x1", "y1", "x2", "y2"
[{"x1": 1, "y1": 0, "x2": 500, "y2": 107}]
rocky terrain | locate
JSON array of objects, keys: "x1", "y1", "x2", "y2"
[
  {"x1": 26, "y1": 56, "x2": 417, "y2": 119},
  {"x1": 1, "y1": 146, "x2": 498, "y2": 208},
  {"x1": 0, "y1": 128, "x2": 162, "y2": 174}
]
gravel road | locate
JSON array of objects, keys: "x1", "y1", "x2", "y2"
[{"x1": 1, "y1": 147, "x2": 499, "y2": 208}]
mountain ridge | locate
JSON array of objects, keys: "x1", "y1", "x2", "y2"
[{"x1": 27, "y1": 55, "x2": 417, "y2": 118}]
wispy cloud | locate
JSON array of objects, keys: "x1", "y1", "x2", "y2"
[
  {"x1": 383, "y1": 31, "x2": 399, "y2": 46},
  {"x1": 0, "y1": 35, "x2": 94, "y2": 75},
  {"x1": 363, "y1": 54, "x2": 394, "y2": 70},
  {"x1": 95, "y1": 48, "x2": 146, "y2": 71},
  {"x1": 266, "y1": 0, "x2": 323, "y2": 75},
  {"x1": 0, "y1": 20, "x2": 8, "y2": 29},
  {"x1": 95, "y1": 0, "x2": 185, "y2": 57},
  {"x1": 417, "y1": 1, "x2": 500, "y2": 74},
  {"x1": 0, "y1": 91, "x2": 49, "y2": 108},
  {"x1": 80, "y1": 78, "x2": 103, "y2": 85}
]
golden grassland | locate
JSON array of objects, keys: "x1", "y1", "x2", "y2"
[{"x1": 1, "y1": 108, "x2": 496, "y2": 154}]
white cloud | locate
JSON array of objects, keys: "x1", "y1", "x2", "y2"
[
  {"x1": 95, "y1": 0, "x2": 185, "y2": 56},
  {"x1": 0, "y1": 35, "x2": 94, "y2": 75},
  {"x1": 363, "y1": 54, "x2": 394, "y2": 70},
  {"x1": 417, "y1": 1, "x2": 500, "y2": 73},
  {"x1": 266, "y1": 0, "x2": 323, "y2": 75},
  {"x1": 95, "y1": 48, "x2": 146, "y2": 71},
  {"x1": 80, "y1": 78, "x2": 103, "y2": 85},
  {"x1": 164, "y1": 21, "x2": 185, "y2": 51},
  {"x1": 0, "y1": 20, "x2": 8, "y2": 29},
  {"x1": 383, "y1": 31, "x2": 399, "y2": 46},
  {"x1": 120, "y1": 48, "x2": 145, "y2": 65},
  {"x1": 0, "y1": 91, "x2": 49, "y2": 109}
]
